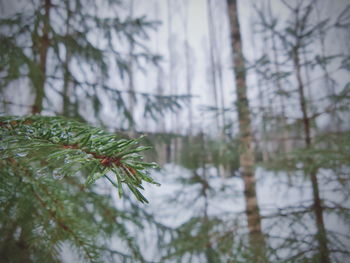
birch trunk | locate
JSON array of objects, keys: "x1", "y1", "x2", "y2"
[{"x1": 226, "y1": 0, "x2": 266, "y2": 259}]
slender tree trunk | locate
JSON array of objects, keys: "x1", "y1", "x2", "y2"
[
  {"x1": 250, "y1": 11, "x2": 270, "y2": 163},
  {"x1": 207, "y1": 0, "x2": 227, "y2": 178},
  {"x1": 62, "y1": 0, "x2": 71, "y2": 117},
  {"x1": 271, "y1": 40, "x2": 289, "y2": 153},
  {"x1": 32, "y1": 0, "x2": 51, "y2": 114},
  {"x1": 212, "y1": 3, "x2": 227, "y2": 177},
  {"x1": 127, "y1": 0, "x2": 135, "y2": 135},
  {"x1": 154, "y1": 1, "x2": 166, "y2": 133},
  {"x1": 198, "y1": 132, "x2": 217, "y2": 263},
  {"x1": 313, "y1": 1, "x2": 340, "y2": 132},
  {"x1": 167, "y1": 0, "x2": 179, "y2": 162},
  {"x1": 182, "y1": 0, "x2": 193, "y2": 136},
  {"x1": 18, "y1": 227, "x2": 31, "y2": 262},
  {"x1": 226, "y1": 0, "x2": 266, "y2": 259},
  {"x1": 207, "y1": 0, "x2": 220, "y2": 130},
  {"x1": 293, "y1": 46, "x2": 331, "y2": 263},
  {"x1": 62, "y1": 54, "x2": 71, "y2": 117},
  {"x1": 267, "y1": 0, "x2": 289, "y2": 155},
  {"x1": 154, "y1": 0, "x2": 167, "y2": 165},
  {"x1": 262, "y1": 36, "x2": 274, "y2": 162},
  {"x1": 215, "y1": 15, "x2": 227, "y2": 133}
]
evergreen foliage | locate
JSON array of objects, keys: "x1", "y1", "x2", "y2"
[
  {"x1": 179, "y1": 134, "x2": 239, "y2": 176},
  {"x1": 1, "y1": 0, "x2": 349, "y2": 262},
  {"x1": 0, "y1": 115, "x2": 159, "y2": 202},
  {"x1": 250, "y1": 1, "x2": 350, "y2": 262},
  {"x1": 0, "y1": 0, "x2": 188, "y2": 124},
  {"x1": 0, "y1": 115, "x2": 160, "y2": 262}
]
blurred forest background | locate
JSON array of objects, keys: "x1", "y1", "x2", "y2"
[{"x1": 1, "y1": 0, "x2": 350, "y2": 262}]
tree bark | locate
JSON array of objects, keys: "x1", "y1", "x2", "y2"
[
  {"x1": 226, "y1": 0, "x2": 266, "y2": 259},
  {"x1": 32, "y1": 0, "x2": 51, "y2": 114}
]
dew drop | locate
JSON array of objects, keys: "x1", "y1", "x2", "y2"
[
  {"x1": 36, "y1": 167, "x2": 48, "y2": 177},
  {"x1": 16, "y1": 152, "x2": 28, "y2": 157},
  {"x1": 51, "y1": 137, "x2": 60, "y2": 143},
  {"x1": 53, "y1": 169, "x2": 64, "y2": 180},
  {"x1": 0, "y1": 143, "x2": 8, "y2": 151},
  {"x1": 150, "y1": 162, "x2": 158, "y2": 168}
]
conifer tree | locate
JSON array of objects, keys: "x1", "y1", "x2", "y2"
[
  {"x1": 252, "y1": 1, "x2": 350, "y2": 262},
  {"x1": 0, "y1": 0, "x2": 186, "y2": 127}
]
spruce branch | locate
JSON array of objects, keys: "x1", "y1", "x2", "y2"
[{"x1": 0, "y1": 115, "x2": 160, "y2": 203}]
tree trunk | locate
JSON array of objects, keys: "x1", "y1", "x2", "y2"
[
  {"x1": 154, "y1": 1, "x2": 166, "y2": 134},
  {"x1": 267, "y1": 0, "x2": 289, "y2": 155},
  {"x1": 313, "y1": 0, "x2": 340, "y2": 132},
  {"x1": 207, "y1": 0, "x2": 220, "y2": 130},
  {"x1": 32, "y1": 0, "x2": 51, "y2": 114},
  {"x1": 207, "y1": 0, "x2": 228, "y2": 178},
  {"x1": 182, "y1": 0, "x2": 193, "y2": 136},
  {"x1": 62, "y1": 0, "x2": 71, "y2": 117},
  {"x1": 293, "y1": 46, "x2": 331, "y2": 263},
  {"x1": 167, "y1": 0, "x2": 179, "y2": 162},
  {"x1": 226, "y1": 0, "x2": 266, "y2": 259},
  {"x1": 127, "y1": 0, "x2": 136, "y2": 135}
]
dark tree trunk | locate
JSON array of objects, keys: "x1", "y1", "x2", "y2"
[
  {"x1": 293, "y1": 46, "x2": 331, "y2": 263},
  {"x1": 32, "y1": 0, "x2": 51, "y2": 114},
  {"x1": 62, "y1": 0, "x2": 71, "y2": 117}
]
